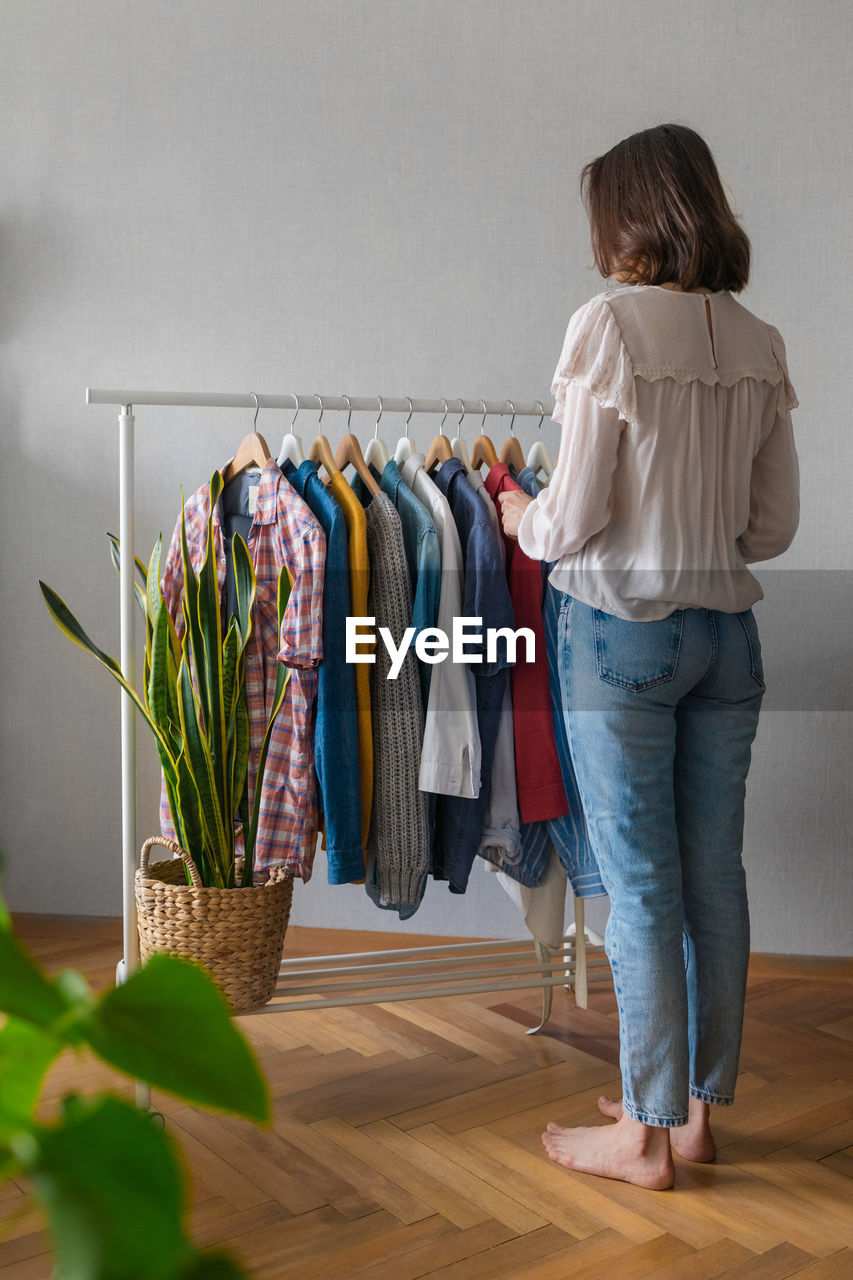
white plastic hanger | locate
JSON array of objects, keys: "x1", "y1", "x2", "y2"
[
  {"x1": 363, "y1": 396, "x2": 390, "y2": 472},
  {"x1": 394, "y1": 397, "x2": 417, "y2": 465},
  {"x1": 526, "y1": 401, "x2": 554, "y2": 481},
  {"x1": 277, "y1": 393, "x2": 306, "y2": 466},
  {"x1": 450, "y1": 398, "x2": 472, "y2": 472}
]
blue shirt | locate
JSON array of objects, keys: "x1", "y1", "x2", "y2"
[
  {"x1": 283, "y1": 460, "x2": 364, "y2": 884},
  {"x1": 432, "y1": 459, "x2": 516, "y2": 893},
  {"x1": 508, "y1": 465, "x2": 605, "y2": 898}
]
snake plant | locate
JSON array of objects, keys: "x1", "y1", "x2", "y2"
[{"x1": 39, "y1": 471, "x2": 292, "y2": 888}]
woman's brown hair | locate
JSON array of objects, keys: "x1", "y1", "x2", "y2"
[{"x1": 580, "y1": 124, "x2": 750, "y2": 293}]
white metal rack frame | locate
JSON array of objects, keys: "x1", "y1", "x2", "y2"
[{"x1": 88, "y1": 388, "x2": 608, "y2": 1036}]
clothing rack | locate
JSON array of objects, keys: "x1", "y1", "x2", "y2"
[{"x1": 88, "y1": 387, "x2": 608, "y2": 1038}]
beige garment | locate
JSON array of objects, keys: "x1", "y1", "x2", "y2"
[
  {"x1": 483, "y1": 846, "x2": 569, "y2": 952},
  {"x1": 517, "y1": 284, "x2": 800, "y2": 621}
]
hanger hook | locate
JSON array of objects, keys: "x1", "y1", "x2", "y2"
[
  {"x1": 405, "y1": 396, "x2": 414, "y2": 428},
  {"x1": 456, "y1": 398, "x2": 466, "y2": 435},
  {"x1": 479, "y1": 398, "x2": 487, "y2": 429},
  {"x1": 536, "y1": 400, "x2": 544, "y2": 431},
  {"x1": 374, "y1": 395, "x2": 384, "y2": 439},
  {"x1": 314, "y1": 393, "x2": 324, "y2": 429},
  {"x1": 290, "y1": 393, "x2": 300, "y2": 430},
  {"x1": 440, "y1": 398, "x2": 449, "y2": 435},
  {"x1": 506, "y1": 400, "x2": 516, "y2": 435},
  {"x1": 341, "y1": 393, "x2": 352, "y2": 430},
  {"x1": 250, "y1": 392, "x2": 260, "y2": 429}
]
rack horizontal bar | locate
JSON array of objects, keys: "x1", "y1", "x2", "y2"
[
  {"x1": 279, "y1": 937, "x2": 574, "y2": 968},
  {"x1": 86, "y1": 389, "x2": 556, "y2": 418},
  {"x1": 261, "y1": 969, "x2": 612, "y2": 1014}
]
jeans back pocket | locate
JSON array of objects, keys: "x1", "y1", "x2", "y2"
[
  {"x1": 735, "y1": 608, "x2": 765, "y2": 688},
  {"x1": 593, "y1": 608, "x2": 684, "y2": 691}
]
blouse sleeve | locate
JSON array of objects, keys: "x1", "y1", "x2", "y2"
[
  {"x1": 736, "y1": 325, "x2": 800, "y2": 563},
  {"x1": 548, "y1": 293, "x2": 638, "y2": 427},
  {"x1": 517, "y1": 295, "x2": 631, "y2": 563}
]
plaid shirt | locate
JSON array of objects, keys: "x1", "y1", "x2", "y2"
[{"x1": 159, "y1": 457, "x2": 326, "y2": 881}]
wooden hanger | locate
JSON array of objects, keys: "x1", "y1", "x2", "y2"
[
  {"x1": 470, "y1": 434, "x2": 499, "y2": 469},
  {"x1": 498, "y1": 399, "x2": 526, "y2": 474},
  {"x1": 308, "y1": 434, "x2": 339, "y2": 480},
  {"x1": 425, "y1": 398, "x2": 454, "y2": 473},
  {"x1": 305, "y1": 395, "x2": 339, "y2": 484},
  {"x1": 222, "y1": 396, "x2": 272, "y2": 483},
  {"x1": 335, "y1": 433, "x2": 381, "y2": 497},
  {"x1": 470, "y1": 399, "x2": 498, "y2": 470}
]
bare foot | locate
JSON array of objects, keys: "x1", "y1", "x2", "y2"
[
  {"x1": 596, "y1": 1093, "x2": 717, "y2": 1163},
  {"x1": 541, "y1": 1112, "x2": 674, "y2": 1190}
]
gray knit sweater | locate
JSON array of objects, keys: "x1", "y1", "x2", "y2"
[{"x1": 363, "y1": 492, "x2": 429, "y2": 906}]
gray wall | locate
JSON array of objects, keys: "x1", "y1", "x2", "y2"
[{"x1": 2, "y1": 0, "x2": 850, "y2": 955}]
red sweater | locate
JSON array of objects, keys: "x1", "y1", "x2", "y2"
[{"x1": 484, "y1": 464, "x2": 568, "y2": 823}]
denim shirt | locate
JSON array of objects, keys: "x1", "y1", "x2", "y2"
[
  {"x1": 431, "y1": 459, "x2": 517, "y2": 893},
  {"x1": 509, "y1": 465, "x2": 605, "y2": 898},
  {"x1": 283, "y1": 460, "x2": 364, "y2": 884}
]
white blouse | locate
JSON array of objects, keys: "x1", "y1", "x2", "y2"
[{"x1": 517, "y1": 283, "x2": 800, "y2": 621}]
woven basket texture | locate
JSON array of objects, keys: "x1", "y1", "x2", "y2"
[{"x1": 135, "y1": 839, "x2": 293, "y2": 1014}]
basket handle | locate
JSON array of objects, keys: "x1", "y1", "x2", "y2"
[{"x1": 140, "y1": 836, "x2": 203, "y2": 888}]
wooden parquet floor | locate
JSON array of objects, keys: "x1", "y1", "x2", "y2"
[{"x1": 2, "y1": 916, "x2": 853, "y2": 1279}]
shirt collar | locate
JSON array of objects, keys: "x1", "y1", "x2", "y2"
[
  {"x1": 483, "y1": 461, "x2": 510, "y2": 501},
  {"x1": 213, "y1": 455, "x2": 281, "y2": 527},
  {"x1": 400, "y1": 451, "x2": 425, "y2": 486}
]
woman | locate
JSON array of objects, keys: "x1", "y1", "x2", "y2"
[{"x1": 498, "y1": 123, "x2": 799, "y2": 1191}]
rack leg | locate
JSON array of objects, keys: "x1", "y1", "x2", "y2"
[
  {"x1": 118, "y1": 407, "x2": 151, "y2": 1115},
  {"x1": 119, "y1": 405, "x2": 138, "y2": 984}
]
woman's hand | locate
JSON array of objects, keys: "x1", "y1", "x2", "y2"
[{"x1": 497, "y1": 489, "x2": 534, "y2": 539}]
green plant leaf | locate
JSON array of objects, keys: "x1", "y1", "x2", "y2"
[
  {"x1": 242, "y1": 563, "x2": 293, "y2": 880},
  {"x1": 106, "y1": 533, "x2": 148, "y2": 618},
  {"x1": 106, "y1": 532, "x2": 148, "y2": 588},
  {"x1": 38, "y1": 581, "x2": 177, "y2": 766},
  {"x1": 220, "y1": 621, "x2": 241, "y2": 734},
  {"x1": 231, "y1": 533, "x2": 255, "y2": 652},
  {"x1": 180, "y1": 496, "x2": 209, "y2": 736},
  {"x1": 146, "y1": 533, "x2": 163, "y2": 628},
  {"x1": 79, "y1": 955, "x2": 270, "y2": 1123},
  {"x1": 277, "y1": 559, "x2": 293, "y2": 622},
  {"x1": 0, "y1": 878, "x2": 11, "y2": 930},
  {"x1": 175, "y1": 752, "x2": 205, "y2": 880},
  {"x1": 0, "y1": 1019, "x2": 64, "y2": 1137},
  {"x1": 178, "y1": 658, "x2": 227, "y2": 884},
  {"x1": 29, "y1": 1095, "x2": 191, "y2": 1280},
  {"x1": 0, "y1": 928, "x2": 70, "y2": 1028},
  {"x1": 232, "y1": 693, "x2": 252, "y2": 884},
  {"x1": 148, "y1": 605, "x2": 174, "y2": 736},
  {"x1": 197, "y1": 512, "x2": 227, "y2": 839}
]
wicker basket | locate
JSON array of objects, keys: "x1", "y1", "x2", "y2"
[{"x1": 135, "y1": 836, "x2": 294, "y2": 1014}]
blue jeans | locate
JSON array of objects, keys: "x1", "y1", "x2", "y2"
[{"x1": 557, "y1": 596, "x2": 765, "y2": 1127}]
